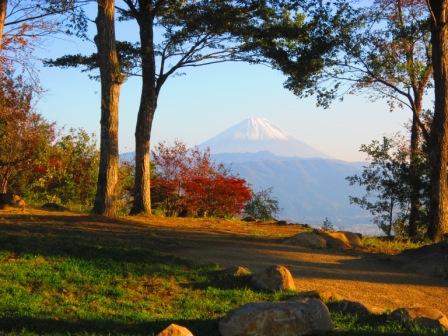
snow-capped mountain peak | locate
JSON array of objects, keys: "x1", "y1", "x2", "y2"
[
  {"x1": 200, "y1": 117, "x2": 330, "y2": 158},
  {"x1": 231, "y1": 117, "x2": 292, "y2": 141}
]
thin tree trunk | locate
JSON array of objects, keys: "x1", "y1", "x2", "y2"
[
  {"x1": 130, "y1": 11, "x2": 156, "y2": 215},
  {"x1": 428, "y1": 1, "x2": 448, "y2": 242},
  {"x1": 408, "y1": 102, "x2": 422, "y2": 239},
  {"x1": 0, "y1": 0, "x2": 6, "y2": 46},
  {"x1": 0, "y1": 176, "x2": 8, "y2": 194},
  {"x1": 92, "y1": 0, "x2": 122, "y2": 216},
  {"x1": 388, "y1": 198, "x2": 394, "y2": 237}
]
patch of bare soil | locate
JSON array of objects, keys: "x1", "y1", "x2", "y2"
[{"x1": 1, "y1": 209, "x2": 447, "y2": 316}]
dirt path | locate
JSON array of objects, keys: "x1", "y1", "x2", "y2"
[
  {"x1": 153, "y1": 230, "x2": 448, "y2": 315},
  {"x1": 1, "y1": 209, "x2": 447, "y2": 315}
]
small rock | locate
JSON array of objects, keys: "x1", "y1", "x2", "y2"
[
  {"x1": 318, "y1": 231, "x2": 351, "y2": 249},
  {"x1": 296, "y1": 290, "x2": 343, "y2": 303},
  {"x1": 251, "y1": 265, "x2": 296, "y2": 292},
  {"x1": 339, "y1": 231, "x2": 363, "y2": 248},
  {"x1": 219, "y1": 298, "x2": 332, "y2": 336},
  {"x1": 390, "y1": 307, "x2": 448, "y2": 331},
  {"x1": 157, "y1": 324, "x2": 194, "y2": 336},
  {"x1": 276, "y1": 220, "x2": 288, "y2": 225},
  {"x1": 284, "y1": 232, "x2": 327, "y2": 249},
  {"x1": 41, "y1": 203, "x2": 68, "y2": 211},
  {"x1": 223, "y1": 266, "x2": 252, "y2": 278},
  {"x1": 12, "y1": 195, "x2": 26, "y2": 210},
  {"x1": 332, "y1": 299, "x2": 372, "y2": 316},
  {"x1": 242, "y1": 216, "x2": 255, "y2": 222}
]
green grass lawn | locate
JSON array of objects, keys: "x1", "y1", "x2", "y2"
[{"x1": 0, "y1": 217, "x2": 445, "y2": 336}]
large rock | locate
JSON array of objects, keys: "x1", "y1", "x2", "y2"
[
  {"x1": 332, "y1": 300, "x2": 373, "y2": 317},
  {"x1": 157, "y1": 324, "x2": 194, "y2": 336},
  {"x1": 223, "y1": 266, "x2": 252, "y2": 278},
  {"x1": 339, "y1": 231, "x2": 363, "y2": 248},
  {"x1": 391, "y1": 307, "x2": 448, "y2": 331},
  {"x1": 397, "y1": 242, "x2": 448, "y2": 279},
  {"x1": 12, "y1": 195, "x2": 26, "y2": 210},
  {"x1": 219, "y1": 298, "x2": 332, "y2": 336},
  {"x1": 284, "y1": 232, "x2": 327, "y2": 249},
  {"x1": 251, "y1": 265, "x2": 296, "y2": 292},
  {"x1": 317, "y1": 231, "x2": 351, "y2": 249}
]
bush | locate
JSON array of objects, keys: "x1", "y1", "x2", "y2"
[
  {"x1": 25, "y1": 128, "x2": 99, "y2": 209},
  {"x1": 244, "y1": 188, "x2": 279, "y2": 220}
]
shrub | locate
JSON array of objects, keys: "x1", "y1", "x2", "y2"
[{"x1": 244, "y1": 188, "x2": 279, "y2": 220}]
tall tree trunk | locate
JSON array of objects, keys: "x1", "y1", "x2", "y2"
[
  {"x1": 130, "y1": 12, "x2": 157, "y2": 215},
  {"x1": 428, "y1": 1, "x2": 448, "y2": 242},
  {"x1": 92, "y1": 0, "x2": 122, "y2": 216},
  {"x1": 0, "y1": 0, "x2": 6, "y2": 46},
  {"x1": 0, "y1": 175, "x2": 8, "y2": 194},
  {"x1": 408, "y1": 102, "x2": 422, "y2": 239}
]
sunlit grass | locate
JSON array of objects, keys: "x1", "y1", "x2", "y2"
[
  {"x1": 362, "y1": 236, "x2": 428, "y2": 255},
  {"x1": 0, "y1": 213, "x2": 444, "y2": 335}
]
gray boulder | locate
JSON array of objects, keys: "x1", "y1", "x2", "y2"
[
  {"x1": 251, "y1": 265, "x2": 296, "y2": 292},
  {"x1": 219, "y1": 298, "x2": 332, "y2": 336},
  {"x1": 391, "y1": 307, "x2": 448, "y2": 331},
  {"x1": 284, "y1": 232, "x2": 327, "y2": 249}
]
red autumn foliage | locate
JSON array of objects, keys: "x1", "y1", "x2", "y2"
[
  {"x1": 184, "y1": 175, "x2": 252, "y2": 217},
  {"x1": 151, "y1": 141, "x2": 252, "y2": 217}
]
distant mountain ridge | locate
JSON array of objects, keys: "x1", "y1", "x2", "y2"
[
  {"x1": 200, "y1": 117, "x2": 330, "y2": 158},
  {"x1": 212, "y1": 151, "x2": 372, "y2": 230}
]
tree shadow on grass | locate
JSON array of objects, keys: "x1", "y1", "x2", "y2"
[
  {"x1": 1, "y1": 213, "x2": 447, "y2": 291},
  {"x1": 0, "y1": 316, "x2": 220, "y2": 336},
  {"x1": 0, "y1": 314, "x2": 442, "y2": 336}
]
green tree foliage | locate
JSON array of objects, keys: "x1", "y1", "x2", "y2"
[
  {"x1": 347, "y1": 134, "x2": 430, "y2": 238},
  {"x1": 237, "y1": 0, "x2": 432, "y2": 238},
  {"x1": 244, "y1": 188, "x2": 280, "y2": 220},
  {"x1": 222, "y1": 0, "x2": 351, "y2": 107},
  {"x1": 322, "y1": 217, "x2": 334, "y2": 230},
  {"x1": 0, "y1": 72, "x2": 55, "y2": 194},
  {"x1": 26, "y1": 129, "x2": 99, "y2": 209},
  {"x1": 115, "y1": 161, "x2": 135, "y2": 214}
]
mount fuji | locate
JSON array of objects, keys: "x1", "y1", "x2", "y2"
[
  {"x1": 200, "y1": 117, "x2": 375, "y2": 233},
  {"x1": 200, "y1": 117, "x2": 329, "y2": 158}
]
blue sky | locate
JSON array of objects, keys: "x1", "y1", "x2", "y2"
[{"x1": 34, "y1": 5, "x2": 416, "y2": 162}]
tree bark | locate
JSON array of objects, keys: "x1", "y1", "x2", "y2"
[
  {"x1": 428, "y1": 0, "x2": 448, "y2": 241},
  {"x1": 92, "y1": 0, "x2": 122, "y2": 216},
  {"x1": 130, "y1": 6, "x2": 157, "y2": 215},
  {"x1": 0, "y1": 0, "x2": 6, "y2": 46}
]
